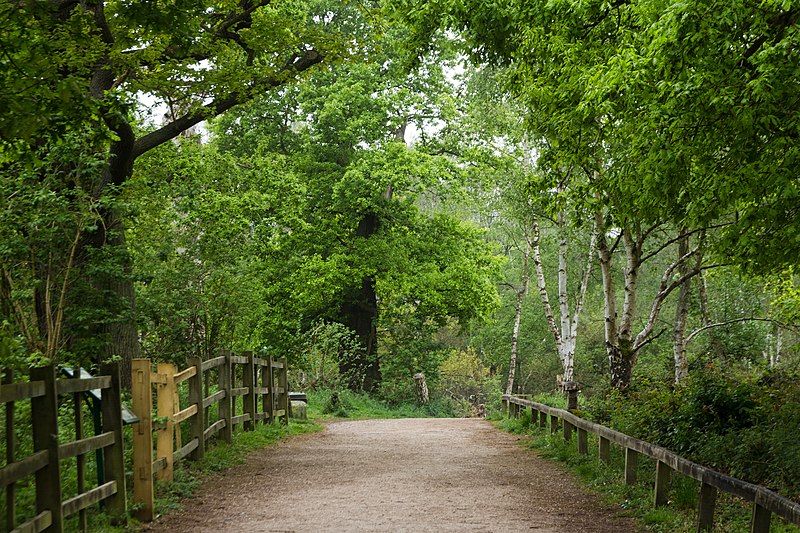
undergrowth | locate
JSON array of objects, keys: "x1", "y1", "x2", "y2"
[{"x1": 306, "y1": 389, "x2": 455, "y2": 420}]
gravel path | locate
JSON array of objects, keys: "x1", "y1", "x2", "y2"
[{"x1": 143, "y1": 418, "x2": 639, "y2": 532}]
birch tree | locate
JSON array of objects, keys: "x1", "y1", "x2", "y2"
[
  {"x1": 594, "y1": 213, "x2": 714, "y2": 391},
  {"x1": 530, "y1": 204, "x2": 596, "y2": 385}
]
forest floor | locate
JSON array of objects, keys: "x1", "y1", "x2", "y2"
[{"x1": 141, "y1": 418, "x2": 640, "y2": 532}]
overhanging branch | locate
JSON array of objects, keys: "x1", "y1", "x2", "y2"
[
  {"x1": 686, "y1": 317, "x2": 787, "y2": 345},
  {"x1": 132, "y1": 49, "x2": 323, "y2": 158}
]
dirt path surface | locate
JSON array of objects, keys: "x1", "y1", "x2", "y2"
[{"x1": 144, "y1": 418, "x2": 639, "y2": 532}]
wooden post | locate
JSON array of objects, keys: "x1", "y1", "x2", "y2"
[
  {"x1": 99, "y1": 362, "x2": 127, "y2": 524},
  {"x1": 187, "y1": 357, "x2": 205, "y2": 460},
  {"x1": 279, "y1": 356, "x2": 290, "y2": 425},
  {"x1": 654, "y1": 460, "x2": 671, "y2": 507},
  {"x1": 265, "y1": 357, "x2": 275, "y2": 424},
  {"x1": 564, "y1": 381, "x2": 579, "y2": 411},
  {"x1": 4, "y1": 368, "x2": 16, "y2": 532},
  {"x1": 219, "y1": 351, "x2": 233, "y2": 442},
  {"x1": 131, "y1": 359, "x2": 154, "y2": 522},
  {"x1": 550, "y1": 415, "x2": 559, "y2": 434},
  {"x1": 243, "y1": 352, "x2": 256, "y2": 431},
  {"x1": 156, "y1": 363, "x2": 176, "y2": 481},
  {"x1": 72, "y1": 366, "x2": 87, "y2": 532},
  {"x1": 624, "y1": 448, "x2": 638, "y2": 485},
  {"x1": 751, "y1": 502, "x2": 771, "y2": 533},
  {"x1": 598, "y1": 436, "x2": 611, "y2": 464},
  {"x1": 697, "y1": 482, "x2": 717, "y2": 531},
  {"x1": 204, "y1": 368, "x2": 211, "y2": 427},
  {"x1": 563, "y1": 420, "x2": 573, "y2": 442},
  {"x1": 30, "y1": 366, "x2": 63, "y2": 533},
  {"x1": 501, "y1": 398, "x2": 508, "y2": 416},
  {"x1": 577, "y1": 427, "x2": 588, "y2": 454},
  {"x1": 538, "y1": 410, "x2": 547, "y2": 428},
  {"x1": 173, "y1": 377, "x2": 182, "y2": 451}
]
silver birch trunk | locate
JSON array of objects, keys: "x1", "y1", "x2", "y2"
[{"x1": 533, "y1": 214, "x2": 595, "y2": 385}]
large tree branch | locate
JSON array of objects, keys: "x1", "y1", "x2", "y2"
[
  {"x1": 531, "y1": 219, "x2": 562, "y2": 348},
  {"x1": 595, "y1": 208, "x2": 619, "y2": 348},
  {"x1": 132, "y1": 49, "x2": 323, "y2": 158},
  {"x1": 639, "y1": 223, "x2": 730, "y2": 265},
  {"x1": 619, "y1": 228, "x2": 640, "y2": 339},
  {"x1": 633, "y1": 263, "x2": 721, "y2": 350},
  {"x1": 570, "y1": 229, "x2": 597, "y2": 335},
  {"x1": 686, "y1": 317, "x2": 787, "y2": 345}
]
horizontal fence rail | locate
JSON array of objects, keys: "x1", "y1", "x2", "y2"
[
  {"x1": 502, "y1": 394, "x2": 800, "y2": 532},
  {"x1": 131, "y1": 352, "x2": 290, "y2": 522},
  {"x1": 1, "y1": 364, "x2": 126, "y2": 533}
]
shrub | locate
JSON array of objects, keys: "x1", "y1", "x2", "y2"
[{"x1": 438, "y1": 349, "x2": 501, "y2": 415}]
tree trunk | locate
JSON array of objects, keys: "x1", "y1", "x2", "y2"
[
  {"x1": 672, "y1": 229, "x2": 691, "y2": 385},
  {"x1": 340, "y1": 274, "x2": 380, "y2": 392},
  {"x1": 414, "y1": 373, "x2": 429, "y2": 405},
  {"x1": 91, "y1": 208, "x2": 139, "y2": 390},
  {"x1": 506, "y1": 235, "x2": 530, "y2": 395},
  {"x1": 608, "y1": 339, "x2": 635, "y2": 392}
]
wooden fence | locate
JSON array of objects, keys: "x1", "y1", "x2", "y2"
[
  {"x1": 0, "y1": 364, "x2": 126, "y2": 533},
  {"x1": 131, "y1": 351, "x2": 289, "y2": 522},
  {"x1": 502, "y1": 394, "x2": 800, "y2": 532}
]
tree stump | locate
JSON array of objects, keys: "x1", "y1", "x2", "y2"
[{"x1": 414, "y1": 373, "x2": 429, "y2": 405}]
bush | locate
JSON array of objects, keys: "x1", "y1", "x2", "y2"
[
  {"x1": 584, "y1": 364, "x2": 800, "y2": 499},
  {"x1": 438, "y1": 349, "x2": 501, "y2": 416},
  {"x1": 291, "y1": 320, "x2": 362, "y2": 391}
]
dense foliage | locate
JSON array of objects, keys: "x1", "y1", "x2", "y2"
[{"x1": 2, "y1": 0, "x2": 800, "y2": 507}]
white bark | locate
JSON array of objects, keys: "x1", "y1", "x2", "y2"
[
  {"x1": 531, "y1": 219, "x2": 562, "y2": 349},
  {"x1": 533, "y1": 213, "x2": 595, "y2": 384},
  {"x1": 595, "y1": 211, "x2": 711, "y2": 390},
  {"x1": 594, "y1": 210, "x2": 618, "y2": 350}
]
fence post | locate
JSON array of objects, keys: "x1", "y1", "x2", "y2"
[
  {"x1": 577, "y1": 427, "x2": 588, "y2": 454},
  {"x1": 279, "y1": 356, "x2": 290, "y2": 425},
  {"x1": 501, "y1": 397, "x2": 508, "y2": 416},
  {"x1": 538, "y1": 410, "x2": 547, "y2": 428},
  {"x1": 4, "y1": 368, "x2": 16, "y2": 532},
  {"x1": 654, "y1": 460, "x2": 672, "y2": 507},
  {"x1": 30, "y1": 365, "x2": 63, "y2": 533},
  {"x1": 243, "y1": 352, "x2": 256, "y2": 431},
  {"x1": 187, "y1": 357, "x2": 205, "y2": 460},
  {"x1": 624, "y1": 448, "x2": 639, "y2": 485},
  {"x1": 156, "y1": 363, "x2": 176, "y2": 481},
  {"x1": 550, "y1": 415, "x2": 559, "y2": 434},
  {"x1": 131, "y1": 358, "x2": 154, "y2": 522},
  {"x1": 99, "y1": 362, "x2": 127, "y2": 524},
  {"x1": 751, "y1": 501, "x2": 771, "y2": 533},
  {"x1": 219, "y1": 350, "x2": 233, "y2": 442},
  {"x1": 598, "y1": 436, "x2": 611, "y2": 464},
  {"x1": 563, "y1": 419, "x2": 573, "y2": 442},
  {"x1": 265, "y1": 357, "x2": 275, "y2": 424},
  {"x1": 173, "y1": 377, "x2": 182, "y2": 451},
  {"x1": 697, "y1": 482, "x2": 717, "y2": 531}
]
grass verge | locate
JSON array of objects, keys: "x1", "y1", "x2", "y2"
[{"x1": 496, "y1": 410, "x2": 800, "y2": 532}]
